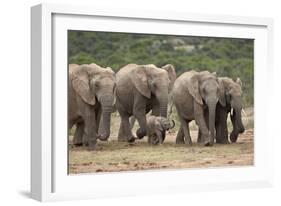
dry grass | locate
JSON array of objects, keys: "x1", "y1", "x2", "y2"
[{"x1": 68, "y1": 107, "x2": 254, "y2": 174}]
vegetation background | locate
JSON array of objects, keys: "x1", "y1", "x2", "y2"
[{"x1": 68, "y1": 31, "x2": 254, "y2": 106}]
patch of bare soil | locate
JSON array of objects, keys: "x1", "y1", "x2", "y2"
[{"x1": 68, "y1": 128, "x2": 254, "y2": 174}]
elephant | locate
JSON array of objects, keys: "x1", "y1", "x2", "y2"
[
  {"x1": 146, "y1": 115, "x2": 175, "y2": 145},
  {"x1": 116, "y1": 63, "x2": 177, "y2": 142},
  {"x1": 214, "y1": 77, "x2": 245, "y2": 143},
  {"x1": 172, "y1": 70, "x2": 225, "y2": 146},
  {"x1": 68, "y1": 63, "x2": 116, "y2": 149}
]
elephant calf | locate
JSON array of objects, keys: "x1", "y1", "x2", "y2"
[{"x1": 146, "y1": 115, "x2": 175, "y2": 145}]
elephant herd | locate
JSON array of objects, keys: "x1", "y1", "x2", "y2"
[{"x1": 69, "y1": 63, "x2": 245, "y2": 150}]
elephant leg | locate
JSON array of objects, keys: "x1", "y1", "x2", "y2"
[
  {"x1": 215, "y1": 115, "x2": 222, "y2": 143},
  {"x1": 161, "y1": 130, "x2": 166, "y2": 142},
  {"x1": 176, "y1": 126, "x2": 185, "y2": 144},
  {"x1": 178, "y1": 118, "x2": 192, "y2": 145},
  {"x1": 198, "y1": 109, "x2": 209, "y2": 144},
  {"x1": 118, "y1": 115, "x2": 135, "y2": 142},
  {"x1": 134, "y1": 113, "x2": 147, "y2": 139},
  {"x1": 133, "y1": 94, "x2": 150, "y2": 139},
  {"x1": 155, "y1": 130, "x2": 164, "y2": 144},
  {"x1": 82, "y1": 107, "x2": 98, "y2": 149},
  {"x1": 215, "y1": 107, "x2": 229, "y2": 144},
  {"x1": 129, "y1": 116, "x2": 136, "y2": 130},
  {"x1": 193, "y1": 101, "x2": 210, "y2": 146},
  {"x1": 184, "y1": 121, "x2": 192, "y2": 144},
  {"x1": 148, "y1": 133, "x2": 157, "y2": 145},
  {"x1": 73, "y1": 122, "x2": 84, "y2": 146},
  {"x1": 215, "y1": 120, "x2": 229, "y2": 144},
  {"x1": 197, "y1": 129, "x2": 204, "y2": 143},
  {"x1": 133, "y1": 104, "x2": 147, "y2": 139}
]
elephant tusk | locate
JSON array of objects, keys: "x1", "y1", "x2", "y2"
[{"x1": 230, "y1": 108, "x2": 233, "y2": 116}]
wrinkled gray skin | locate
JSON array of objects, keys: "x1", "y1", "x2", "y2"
[
  {"x1": 173, "y1": 71, "x2": 225, "y2": 146},
  {"x1": 69, "y1": 63, "x2": 116, "y2": 149},
  {"x1": 214, "y1": 77, "x2": 245, "y2": 143},
  {"x1": 116, "y1": 64, "x2": 176, "y2": 142},
  {"x1": 147, "y1": 115, "x2": 175, "y2": 145}
]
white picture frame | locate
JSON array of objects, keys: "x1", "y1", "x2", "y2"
[{"x1": 31, "y1": 3, "x2": 274, "y2": 202}]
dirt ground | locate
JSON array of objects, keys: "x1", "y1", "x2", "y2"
[{"x1": 69, "y1": 107, "x2": 254, "y2": 174}]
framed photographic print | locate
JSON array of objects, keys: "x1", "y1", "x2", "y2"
[{"x1": 31, "y1": 3, "x2": 274, "y2": 201}]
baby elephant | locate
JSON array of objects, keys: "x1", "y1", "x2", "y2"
[{"x1": 146, "y1": 115, "x2": 175, "y2": 145}]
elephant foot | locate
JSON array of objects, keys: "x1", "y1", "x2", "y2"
[
  {"x1": 201, "y1": 134, "x2": 214, "y2": 146},
  {"x1": 127, "y1": 136, "x2": 136, "y2": 143},
  {"x1": 216, "y1": 138, "x2": 230, "y2": 144},
  {"x1": 136, "y1": 128, "x2": 146, "y2": 139},
  {"x1": 230, "y1": 132, "x2": 239, "y2": 143},
  {"x1": 73, "y1": 138, "x2": 83, "y2": 146},
  {"x1": 204, "y1": 140, "x2": 214, "y2": 146},
  {"x1": 73, "y1": 143, "x2": 83, "y2": 147},
  {"x1": 97, "y1": 134, "x2": 109, "y2": 142},
  {"x1": 86, "y1": 139, "x2": 98, "y2": 150},
  {"x1": 117, "y1": 135, "x2": 136, "y2": 143}
]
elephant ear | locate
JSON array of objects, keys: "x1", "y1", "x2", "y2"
[
  {"x1": 162, "y1": 64, "x2": 177, "y2": 91},
  {"x1": 218, "y1": 79, "x2": 226, "y2": 107},
  {"x1": 130, "y1": 66, "x2": 151, "y2": 99},
  {"x1": 187, "y1": 74, "x2": 203, "y2": 105},
  {"x1": 72, "y1": 65, "x2": 96, "y2": 105}
]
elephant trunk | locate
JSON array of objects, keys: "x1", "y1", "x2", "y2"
[
  {"x1": 169, "y1": 120, "x2": 175, "y2": 129},
  {"x1": 230, "y1": 109, "x2": 245, "y2": 143},
  {"x1": 157, "y1": 91, "x2": 168, "y2": 117},
  {"x1": 230, "y1": 97, "x2": 245, "y2": 143},
  {"x1": 207, "y1": 101, "x2": 217, "y2": 146},
  {"x1": 98, "y1": 95, "x2": 114, "y2": 141}
]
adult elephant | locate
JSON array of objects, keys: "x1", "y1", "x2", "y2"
[
  {"x1": 214, "y1": 77, "x2": 245, "y2": 143},
  {"x1": 173, "y1": 71, "x2": 225, "y2": 146},
  {"x1": 69, "y1": 63, "x2": 116, "y2": 149},
  {"x1": 116, "y1": 64, "x2": 176, "y2": 142}
]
